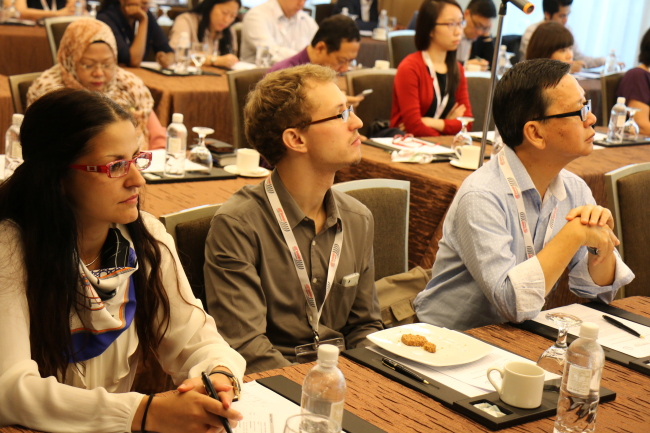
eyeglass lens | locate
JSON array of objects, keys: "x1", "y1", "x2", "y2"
[{"x1": 109, "y1": 154, "x2": 151, "y2": 178}]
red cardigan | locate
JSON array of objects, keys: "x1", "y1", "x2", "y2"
[{"x1": 391, "y1": 52, "x2": 472, "y2": 137}]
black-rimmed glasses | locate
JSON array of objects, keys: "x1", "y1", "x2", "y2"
[
  {"x1": 533, "y1": 100, "x2": 592, "y2": 122},
  {"x1": 298, "y1": 105, "x2": 355, "y2": 128},
  {"x1": 70, "y1": 152, "x2": 152, "y2": 178}
]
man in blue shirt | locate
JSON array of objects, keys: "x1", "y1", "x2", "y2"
[{"x1": 414, "y1": 58, "x2": 634, "y2": 330}]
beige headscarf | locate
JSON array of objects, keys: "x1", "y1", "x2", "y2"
[{"x1": 27, "y1": 19, "x2": 155, "y2": 147}]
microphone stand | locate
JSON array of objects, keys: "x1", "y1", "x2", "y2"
[{"x1": 477, "y1": 0, "x2": 509, "y2": 168}]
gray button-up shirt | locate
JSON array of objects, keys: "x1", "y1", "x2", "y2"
[{"x1": 204, "y1": 170, "x2": 383, "y2": 373}]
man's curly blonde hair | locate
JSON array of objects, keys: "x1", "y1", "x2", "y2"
[{"x1": 244, "y1": 64, "x2": 337, "y2": 165}]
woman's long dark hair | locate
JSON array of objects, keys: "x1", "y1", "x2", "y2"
[
  {"x1": 414, "y1": 0, "x2": 462, "y2": 99},
  {"x1": 193, "y1": 0, "x2": 241, "y2": 55},
  {"x1": 0, "y1": 89, "x2": 170, "y2": 381},
  {"x1": 526, "y1": 21, "x2": 574, "y2": 60}
]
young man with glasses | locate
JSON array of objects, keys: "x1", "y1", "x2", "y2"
[
  {"x1": 414, "y1": 59, "x2": 633, "y2": 331},
  {"x1": 204, "y1": 64, "x2": 383, "y2": 374},
  {"x1": 457, "y1": 0, "x2": 497, "y2": 71},
  {"x1": 519, "y1": 0, "x2": 606, "y2": 71}
]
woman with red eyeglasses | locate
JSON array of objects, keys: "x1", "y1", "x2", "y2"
[
  {"x1": 391, "y1": 0, "x2": 473, "y2": 137},
  {"x1": 0, "y1": 89, "x2": 245, "y2": 433}
]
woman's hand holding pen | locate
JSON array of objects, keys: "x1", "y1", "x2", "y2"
[{"x1": 130, "y1": 376, "x2": 242, "y2": 433}]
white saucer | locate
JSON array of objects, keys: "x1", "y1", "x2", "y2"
[
  {"x1": 450, "y1": 159, "x2": 478, "y2": 170},
  {"x1": 224, "y1": 165, "x2": 270, "y2": 178}
]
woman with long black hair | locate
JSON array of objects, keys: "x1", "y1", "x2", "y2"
[
  {"x1": 0, "y1": 88, "x2": 244, "y2": 432},
  {"x1": 169, "y1": 0, "x2": 241, "y2": 69}
]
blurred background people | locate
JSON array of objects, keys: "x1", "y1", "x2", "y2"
[
  {"x1": 169, "y1": 0, "x2": 240, "y2": 69},
  {"x1": 14, "y1": 0, "x2": 76, "y2": 20},
  {"x1": 331, "y1": 0, "x2": 378, "y2": 31},
  {"x1": 526, "y1": 21, "x2": 577, "y2": 71},
  {"x1": 457, "y1": 0, "x2": 496, "y2": 71},
  {"x1": 391, "y1": 0, "x2": 472, "y2": 137},
  {"x1": 27, "y1": 19, "x2": 166, "y2": 149},
  {"x1": 98, "y1": 0, "x2": 174, "y2": 67},
  {"x1": 240, "y1": 0, "x2": 318, "y2": 64},
  {"x1": 617, "y1": 27, "x2": 650, "y2": 136}
]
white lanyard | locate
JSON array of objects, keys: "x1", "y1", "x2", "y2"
[
  {"x1": 421, "y1": 51, "x2": 450, "y2": 119},
  {"x1": 360, "y1": 0, "x2": 372, "y2": 22},
  {"x1": 264, "y1": 176, "x2": 344, "y2": 343},
  {"x1": 40, "y1": 0, "x2": 57, "y2": 11},
  {"x1": 497, "y1": 150, "x2": 557, "y2": 259}
]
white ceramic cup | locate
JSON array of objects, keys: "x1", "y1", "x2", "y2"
[
  {"x1": 372, "y1": 27, "x2": 387, "y2": 41},
  {"x1": 374, "y1": 59, "x2": 390, "y2": 70},
  {"x1": 487, "y1": 361, "x2": 545, "y2": 409},
  {"x1": 454, "y1": 145, "x2": 481, "y2": 168},
  {"x1": 236, "y1": 148, "x2": 260, "y2": 174}
]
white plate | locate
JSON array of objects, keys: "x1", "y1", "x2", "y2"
[
  {"x1": 223, "y1": 165, "x2": 270, "y2": 178},
  {"x1": 367, "y1": 323, "x2": 493, "y2": 367},
  {"x1": 450, "y1": 159, "x2": 478, "y2": 170}
]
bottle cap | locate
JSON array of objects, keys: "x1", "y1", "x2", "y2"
[
  {"x1": 12, "y1": 113, "x2": 24, "y2": 126},
  {"x1": 617, "y1": 97, "x2": 626, "y2": 105},
  {"x1": 317, "y1": 344, "x2": 340, "y2": 363},
  {"x1": 172, "y1": 113, "x2": 184, "y2": 124},
  {"x1": 579, "y1": 322, "x2": 599, "y2": 340}
]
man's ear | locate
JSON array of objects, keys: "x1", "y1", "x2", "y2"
[
  {"x1": 282, "y1": 127, "x2": 308, "y2": 155},
  {"x1": 313, "y1": 41, "x2": 328, "y2": 54},
  {"x1": 523, "y1": 120, "x2": 546, "y2": 150}
]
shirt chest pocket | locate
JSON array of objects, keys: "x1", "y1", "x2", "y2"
[{"x1": 319, "y1": 282, "x2": 357, "y2": 331}]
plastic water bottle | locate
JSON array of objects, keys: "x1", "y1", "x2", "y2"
[
  {"x1": 174, "y1": 32, "x2": 190, "y2": 74},
  {"x1": 164, "y1": 113, "x2": 187, "y2": 178},
  {"x1": 74, "y1": 1, "x2": 83, "y2": 16},
  {"x1": 301, "y1": 345, "x2": 346, "y2": 430},
  {"x1": 554, "y1": 322, "x2": 604, "y2": 433},
  {"x1": 4, "y1": 114, "x2": 24, "y2": 179},
  {"x1": 378, "y1": 9, "x2": 388, "y2": 30},
  {"x1": 602, "y1": 49, "x2": 620, "y2": 75},
  {"x1": 496, "y1": 45, "x2": 512, "y2": 78},
  {"x1": 607, "y1": 97, "x2": 626, "y2": 143}
]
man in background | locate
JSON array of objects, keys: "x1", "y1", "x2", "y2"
[
  {"x1": 331, "y1": 0, "x2": 379, "y2": 31},
  {"x1": 240, "y1": 0, "x2": 318, "y2": 64},
  {"x1": 457, "y1": 0, "x2": 497, "y2": 71},
  {"x1": 520, "y1": 0, "x2": 605, "y2": 71}
]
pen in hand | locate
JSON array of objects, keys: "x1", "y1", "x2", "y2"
[
  {"x1": 382, "y1": 357, "x2": 430, "y2": 385},
  {"x1": 602, "y1": 315, "x2": 645, "y2": 338},
  {"x1": 201, "y1": 372, "x2": 234, "y2": 433}
]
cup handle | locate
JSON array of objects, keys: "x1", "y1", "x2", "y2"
[
  {"x1": 486, "y1": 366, "x2": 503, "y2": 394},
  {"x1": 455, "y1": 147, "x2": 463, "y2": 159}
]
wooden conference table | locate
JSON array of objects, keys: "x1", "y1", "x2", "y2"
[
  {"x1": 0, "y1": 25, "x2": 53, "y2": 76},
  {"x1": 0, "y1": 76, "x2": 13, "y2": 153},
  {"x1": 2, "y1": 296, "x2": 648, "y2": 433}
]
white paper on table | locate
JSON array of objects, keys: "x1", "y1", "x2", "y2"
[
  {"x1": 232, "y1": 381, "x2": 349, "y2": 433},
  {"x1": 468, "y1": 131, "x2": 495, "y2": 143},
  {"x1": 368, "y1": 137, "x2": 454, "y2": 155},
  {"x1": 140, "y1": 61, "x2": 162, "y2": 70},
  {"x1": 231, "y1": 61, "x2": 258, "y2": 71},
  {"x1": 533, "y1": 304, "x2": 650, "y2": 358},
  {"x1": 143, "y1": 149, "x2": 209, "y2": 173},
  {"x1": 368, "y1": 340, "x2": 559, "y2": 398}
]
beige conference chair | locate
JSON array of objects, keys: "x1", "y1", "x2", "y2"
[
  {"x1": 8, "y1": 72, "x2": 42, "y2": 114},
  {"x1": 387, "y1": 30, "x2": 416, "y2": 68},
  {"x1": 44, "y1": 16, "x2": 87, "y2": 64},
  {"x1": 599, "y1": 71, "x2": 625, "y2": 127},
  {"x1": 345, "y1": 68, "x2": 397, "y2": 137},
  {"x1": 159, "y1": 203, "x2": 222, "y2": 312},
  {"x1": 226, "y1": 67, "x2": 268, "y2": 150},
  {"x1": 466, "y1": 74, "x2": 495, "y2": 133},
  {"x1": 605, "y1": 162, "x2": 650, "y2": 298}
]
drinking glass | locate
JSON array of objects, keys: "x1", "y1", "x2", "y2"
[
  {"x1": 388, "y1": 16, "x2": 397, "y2": 32},
  {"x1": 188, "y1": 127, "x2": 214, "y2": 172},
  {"x1": 255, "y1": 45, "x2": 272, "y2": 68},
  {"x1": 283, "y1": 414, "x2": 340, "y2": 433},
  {"x1": 190, "y1": 42, "x2": 208, "y2": 74},
  {"x1": 623, "y1": 107, "x2": 641, "y2": 141},
  {"x1": 451, "y1": 116, "x2": 474, "y2": 150},
  {"x1": 536, "y1": 312, "x2": 583, "y2": 375},
  {"x1": 88, "y1": 1, "x2": 100, "y2": 18},
  {"x1": 157, "y1": 5, "x2": 173, "y2": 26}
]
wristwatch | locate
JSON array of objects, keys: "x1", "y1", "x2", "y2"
[
  {"x1": 586, "y1": 246, "x2": 599, "y2": 256},
  {"x1": 209, "y1": 370, "x2": 241, "y2": 401}
]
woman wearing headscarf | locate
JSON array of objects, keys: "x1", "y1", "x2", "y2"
[{"x1": 27, "y1": 18, "x2": 166, "y2": 150}]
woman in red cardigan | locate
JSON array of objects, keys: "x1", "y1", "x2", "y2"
[{"x1": 391, "y1": 0, "x2": 472, "y2": 137}]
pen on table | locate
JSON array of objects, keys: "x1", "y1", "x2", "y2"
[
  {"x1": 201, "y1": 372, "x2": 233, "y2": 433},
  {"x1": 602, "y1": 315, "x2": 645, "y2": 338},
  {"x1": 381, "y1": 357, "x2": 430, "y2": 385}
]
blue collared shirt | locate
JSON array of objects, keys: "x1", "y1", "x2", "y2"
[{"x1": 414, "y1": 146, "x2": 634, "y2": 330}]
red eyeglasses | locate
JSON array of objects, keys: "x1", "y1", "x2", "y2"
[{"x1": 69, "y1": 152, "x2": 153, "y2": 178}]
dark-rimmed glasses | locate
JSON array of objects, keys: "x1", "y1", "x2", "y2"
[
  {"x1": 70, "y1": 152, "x2": 152, "y2": 178},
  {"x1": 298, "y1": 105, "x2": 355, "y2": 128},
  {"x1": 434, "y1": 20, "x2": 466, "y2": 30},
  {"x1": 470, "y1": 15, "x2": 491, "y2": 33},
  {"x1": 533, "y1": 100, "x2": 592, "y2": 122}
]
